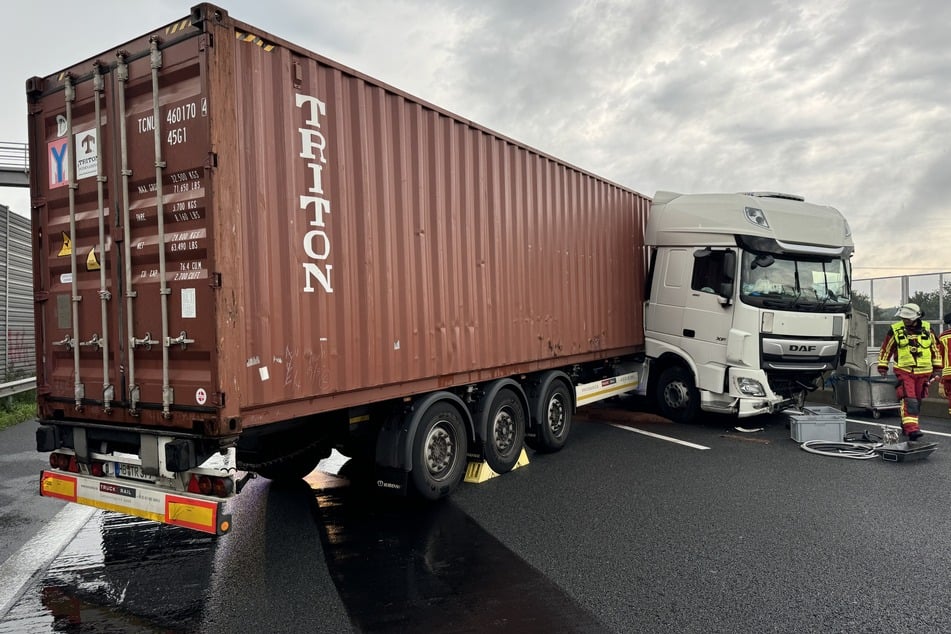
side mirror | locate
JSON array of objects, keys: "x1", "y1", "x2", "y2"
[
  {"x1": 722, "y1": 250, "x2": 736, "y2": 280},
  {"x1": 718, "y1": 282, "x2": 733, "y2": 305},
  {"x1": 719, "y1": 250, "x2": 736, "y2": 303}
]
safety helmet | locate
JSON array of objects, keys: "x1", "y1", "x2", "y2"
[{"x1": 895, "y1": 303, "x2": 922, "y2": 320}]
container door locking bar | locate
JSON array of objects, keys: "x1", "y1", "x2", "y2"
[
  {"x1": 63, "y1": 75, "x2": 84, "y2": 408},
  {"x1": 117, "y1": 52, "x2": 139, "y2": 415},
  {"x1": 149, "y1": 37, "x2": 174, "y2": 419},
  {"x1": 92, "y1": 63, "x2": 114, "y2": 412}
]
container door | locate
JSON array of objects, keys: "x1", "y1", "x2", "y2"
[{"x1": 28, "y1": 21, "x2": 218, "y2": 431}]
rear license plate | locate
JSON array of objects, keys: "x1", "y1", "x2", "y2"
[{"x1": 115, "y1": 462, "x2": 152, "y2": 482}]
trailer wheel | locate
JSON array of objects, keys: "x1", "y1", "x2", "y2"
[
  {"x1": 483, "y1": 388, "x2": 526, "y2": 474},
  {"x1": 527, "y1": 380, "x2": 572, "y2": 453},
  {"x1": 410, "y1": 402, "x2": 468, "y2": 500},
  {"x1": 656, "y1": 366, "x2": 699, "y2": 423}
]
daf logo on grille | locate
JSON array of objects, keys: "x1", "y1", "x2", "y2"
[{"x1": 789, "y1": 344, "x2": 817, "y2": 352}]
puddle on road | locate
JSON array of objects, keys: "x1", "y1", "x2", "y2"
[
  {"x1": 1, "y1": 512, "x2": 216, "y2": 633},
  {"x1": 311, "y1": 474, "x2": 606, "y2": 632},
  {"x1": 2, "y1": 452, "x2": 605, "y2": 632}
]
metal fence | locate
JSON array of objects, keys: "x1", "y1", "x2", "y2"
[
  {"x1": 0, "y1": 142, "x2": 29, "y2": 187},
  {"x1": 0, "y1": 204, "x2": 34, "y2": 380},
  {"x1": 852, "y1": 272, "x2": 951, "y2": 348},
  {"x1": 0, "y1": 142, "x2": 28, "y2": 172}
]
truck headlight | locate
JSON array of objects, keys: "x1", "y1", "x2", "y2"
[{"x1": 735, "y1": 376, "x2": 766, "y2": 397}]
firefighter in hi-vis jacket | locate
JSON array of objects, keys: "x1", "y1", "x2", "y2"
[
  {"x1": 877, "y1": 303, "x2": 941, "y2": 440},
  {"x1": 938, "y1": 312, "x2": 951, "y2": 417}
]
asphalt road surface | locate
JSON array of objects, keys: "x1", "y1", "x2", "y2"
[{"x1": 2, "y1": 402, "x2": 950, "y2": 633}]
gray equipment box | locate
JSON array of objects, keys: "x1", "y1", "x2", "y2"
[
  {"x1": 788, "y1": 405, "x2": 847, "y2": 443},
  {"x1": 832, "y1": 358, "x2": 900, "y2": 419}
]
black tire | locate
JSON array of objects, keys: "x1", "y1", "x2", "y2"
[
  {"x1": 526, "y1": 380, "x2": 572, "y2": 453},
  {"x1": 483, "y1": 388, "x2": 526, "y2": 474},
  {"x1": 410, "y1": 402, "x2": 468, "y2": 500},
  {"x1": 656, "y1": 365, "x2": 700, "y2": 423}
]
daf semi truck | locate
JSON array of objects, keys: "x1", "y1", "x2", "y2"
[{"x1": 29, "y1": 4, "x2": 854, "y2": 535}]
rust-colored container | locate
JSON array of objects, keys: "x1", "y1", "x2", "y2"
[{"x1": 27, "y1": 4, "x2": 649, "y2": 436}]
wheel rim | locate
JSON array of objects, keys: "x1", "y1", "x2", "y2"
[
  {"x1": 492, "y1": 408, "x2": 516, "y2": 455},
  {"x1": 663, "y1": 381, "x2": 690, "y2": 410},
  {"x1": 424, "y1": 420, "x2": 456, "y2": 480},
  {"x1": 547, "y1": 394, "x2": 566, "y2": 437}
]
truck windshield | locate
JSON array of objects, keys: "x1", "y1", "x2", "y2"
[{"x1": 739, "y1": 253, "x2": 851, "y2": 312}]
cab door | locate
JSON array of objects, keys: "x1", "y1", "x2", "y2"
[{"x1": 681, "y1": 249, "x2": 733, "y2": 377}]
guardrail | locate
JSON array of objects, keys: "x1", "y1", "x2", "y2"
[{"x1": 0, "y1": 377, "x2": 36, "y2": 400}]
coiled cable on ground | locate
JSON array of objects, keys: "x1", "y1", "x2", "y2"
[{"x1": 799, "y1": 439, "x2": 881, "y2": 459}]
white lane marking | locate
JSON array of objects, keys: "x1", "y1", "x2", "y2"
[
  {"x1": 609, "y1": 423, "x2": 710, "y2": 450},
  {"x1": 848, "y1": 418, "x2": 951, "y2": 438},
  {"x1": 0, "y1": 503, "x2": 96, "y2": 617}
]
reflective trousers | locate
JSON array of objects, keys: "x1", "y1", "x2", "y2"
[{"x1": 894, "y1": 369, "x2": 929, "y2": 434}]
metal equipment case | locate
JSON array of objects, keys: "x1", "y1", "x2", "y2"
[{"x1": 833, "y1": 359, "x2": 900, "y2": 419}]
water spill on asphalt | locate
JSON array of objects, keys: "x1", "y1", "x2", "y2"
[
  {"x1": 0, "y1": 512, "x2": 216, "y2": 633},
  {"x1": 1, "y1": 454, "x2": 605, "y2": 633},
  {"x1": 312, "y1": 484, "x2": 607, "y2": 632}
]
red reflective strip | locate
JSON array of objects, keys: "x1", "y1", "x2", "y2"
[
  {"x1": 165, "y1": 494, "x2": 218, "y2": 534},
  {"x1": 40, "y1": 470, "x2": 78, "y2": 502}
]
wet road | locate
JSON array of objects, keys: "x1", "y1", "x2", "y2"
[
  {"x1": 2, "y1": 403, "x2": 951, "y2": 633},
  {"x1": 0, "y1": 420, "x2": 70, "y2": 565}
]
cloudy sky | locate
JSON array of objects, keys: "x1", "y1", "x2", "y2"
[{"x1": 1, "y1": 0, "x2": 948, "y2": 279}]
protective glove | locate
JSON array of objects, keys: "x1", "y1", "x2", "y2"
[
  {"x1": 877, "y1": 366, "x2": 888, "y2": 377},
  {"x1": 940, "y1": 382, "x2": 946, "y2": 397}
]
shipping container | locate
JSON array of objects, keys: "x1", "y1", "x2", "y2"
[{"x1": 30, "y1": 3, "x2": 650, "y2": 531}]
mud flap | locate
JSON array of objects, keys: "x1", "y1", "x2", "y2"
[{"x1": 374, "y1": 466, "x2": 408, "y2": 495}]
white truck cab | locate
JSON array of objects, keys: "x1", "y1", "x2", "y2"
[{"x1": 644, "y1": 191, "x2": 854, "y2": 422}]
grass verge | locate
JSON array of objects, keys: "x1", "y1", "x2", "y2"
[{"x1": 0, "y1": 390, "x2": 37, "y2": 432}]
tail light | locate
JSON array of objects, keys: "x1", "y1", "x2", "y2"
[
  {"x1": 212, "y1": 477, "x2": 234, "y2": 497},
  {"x1": 50, "y1": 453, "x2": 72, "y2": 470},
  {"x1": 187, "y1": 474, "x2": 233, "y2": 498},
  {"x1": 50, "y1": 453, "x2": 105, "y2": 477}
]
